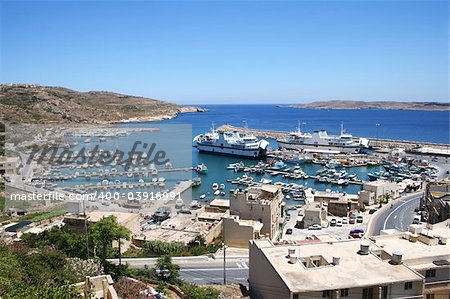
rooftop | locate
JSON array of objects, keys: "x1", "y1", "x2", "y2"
[
  {"x1": 371, "y1": 232, "x2": 450, "y2": 268},
  {"x1": 252, "y1": 239, "x2": 422, "y2": 293}
]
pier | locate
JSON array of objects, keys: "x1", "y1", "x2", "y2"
[{"x1": 218, "y1": 125, "x2": 450, "y2": 153}]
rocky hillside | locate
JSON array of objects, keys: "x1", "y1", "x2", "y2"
[
  {"x1": 289, "y1": 100, "x2": 449, "y2": 111},
  {"x1": 0, "y1": 84, "x2": 204, "y2": 124}
]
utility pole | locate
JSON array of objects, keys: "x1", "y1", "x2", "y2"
[
  {"x1": 223, "y1": 241, "x2": 227, "y2": 285},
  {"x1": 83, "y1": 198, "x2": 89, "y2": 259}
]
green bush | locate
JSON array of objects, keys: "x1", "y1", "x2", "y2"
[{"x1": 180, "y1": 282, "x2": 220, "y2": 299}]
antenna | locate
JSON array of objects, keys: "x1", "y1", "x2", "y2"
[
  {"x1": 211, "y1": 121, "x2": 215, "y2": 133},
  {"x1": 340, "y1": 121, "x2": 345, "y2": 135}
]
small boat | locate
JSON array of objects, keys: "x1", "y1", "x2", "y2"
[
  {"x1": 158, "y1": 177, "x2": 166, "y2": 182},
  {"x1": 192, "y1": 177, "x2": 201, "y2": 187},
  {"x1": 195, "y1": 163, "x2": 208, "y2": 174},
  {"x1": 260, "y1": 178, "x2": 272, "y2": 184},
  {"x1": 84, "y1": 138, "x2": 91, "y2": 143},
  {"x1": 190, "y1": 200, "x2": 201, "y2": 209},
  {"x1": 214, "y1": 190, "x2": 220, "y2": 196},
  {"x1": 219, "y1": 183, "x2": 225, "y2": 190},
  {"x1": 200, "y1": 194, "x2": 206, "y2": 199},
  {"x1": 212, "y1": 183, "x2": 219, "y2": 190}
]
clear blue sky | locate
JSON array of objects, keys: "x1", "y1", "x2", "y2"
[{"x1": 1, "y1": 1, "x2": 448, "y2": 104}]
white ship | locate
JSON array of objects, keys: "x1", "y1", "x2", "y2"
[
  {"x1": 193, "y1": 124, "x2": 269, "y2": 158},
  {"x1": 277, "y1": 122, "x2": 368, "y2": 154}
]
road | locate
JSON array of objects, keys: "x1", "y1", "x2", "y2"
[
  {"x1": 371, "y1": 192, "x2": 423, "y2": 235},
  {"x1": 109, "y1": 256, "x2": 249, "y2": 286}
]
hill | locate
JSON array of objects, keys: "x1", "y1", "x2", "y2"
[
  {"x1": 288, "y1": 100, "x2": 449, "y2": 111},
  {"x1": 0, "y1": 84, "x2": 204, "y2": 124}
]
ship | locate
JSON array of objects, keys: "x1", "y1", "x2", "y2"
[
  {"x1": 277, "y1": 122, "x2": 368, "y2": 154},
  {"x1": 193, "y1": 123, "x2": 269, "y2": 158}
]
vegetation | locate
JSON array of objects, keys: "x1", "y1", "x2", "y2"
[
  {"x1": 137, "y1": 236, "x2": 219, "y2": 258},
  {"x1": 0, "y1": 243, "x2": 81, "y2": 299},
  {"x1": 20, "y1": 208, "x2": 68, "y2": 222},
  {"x1": 90, "y1": 215, "x2": 131, "y2": 268},
  {"x1": 180, "y1": 283, "x2": 220, "y2": 299}
]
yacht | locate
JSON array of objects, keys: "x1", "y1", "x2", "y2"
[
  {"x1": 277, "y1": 122, "x2": 366, "y2": 154},
  {"x1": 193, "y1": 123, "x2": 269, "y2": 158}
]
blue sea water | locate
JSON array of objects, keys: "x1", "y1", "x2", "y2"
[{"x1": 138, "y1": 105, "x2": 449, "y2": 202}]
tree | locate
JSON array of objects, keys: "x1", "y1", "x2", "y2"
[
  {"x1": 90, "y1": 216, "x2": 131, "y2": 268},
  {"x1": 154, "y1": 255, "x2": 180, "y2": 284}
]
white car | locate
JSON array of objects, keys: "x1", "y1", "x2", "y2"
[
  {"x1": 336, "y1": 219, "x2": 343, "y2": 227},
  {"x1": 308, "y1": 224, "x2": 322, "y2": 230},
  {"x1": 342, "y1": 217, "x2": 348, "y2": 224}
]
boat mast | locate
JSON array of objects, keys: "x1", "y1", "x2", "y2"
[{"x1": 340, "y1": 121, "x2": 344, "y2": 135}]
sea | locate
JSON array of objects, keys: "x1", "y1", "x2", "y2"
[{"x1": 115, "y1": 105, "x2": 450, "y2": 203}]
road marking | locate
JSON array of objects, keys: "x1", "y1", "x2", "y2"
[
  {"x1": 180, "y1": 267, "x2": 247, "y2": 272},
  {"x1": 193, "y1": 278, "x2": 204, "y2": 281},
  {"x1": 382, "y1": 195, "x2": 420, "y2": 230}
]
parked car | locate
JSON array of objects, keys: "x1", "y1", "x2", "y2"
[
  {"x1": 308, "y1": 224, "x2": 322, "y2": 230},
  {"x1": 349, "y1": 216, "x2": 356, "y2": 224},
  {"x1": 336, "y1": 219, "x2": 343, "y2": 227},
  {"x1": 412, "y1": 215, "x2": 421, "y2": 224},
  {"x1": 342, "y1": 217, "x2": 348, "y2": 224},
  {"x1": 369, "y1": 209, "x2": 377, "y2": 214},
  {"x1": 349, "y1": 229, "x2": 364, "y2": 238},
  {"x1": 286, "y1": 228, "x2": 293, "y2": 235},
  {"x1": 330, "y1": 218, "x2": 337, "y2": 227},
  {"x1": 356, "y1": 215, "x2": 364, "y2": 223}
]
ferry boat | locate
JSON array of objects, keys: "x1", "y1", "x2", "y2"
[
  {"x1": 277, "y1": 122, "x2": 367, "y2": 154},
  {"x1": 193, "y1": 124, "x2": 269, "y2": 158}
]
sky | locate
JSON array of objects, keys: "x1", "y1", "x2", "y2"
[{"x1": 0, "y1": 1, "x2": 448, "y2": 104}]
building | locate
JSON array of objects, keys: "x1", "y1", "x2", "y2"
[
  {"x1": 370, "y1": 228, "x2": 450, "y2": 299},
  {"x1": 313, "y1": 191, "x2": 364, "y2": 217},
  {"x1": 0, "y1": 156, "x2": 21, "y2": 176},
  {"x1": 296, "y1": 203, "x2": 327, "y2": 228},
  {"x1": 249, "y1": 238, "x2": 424, "y2": 299},
  {"x1": 222, "y1": 215, "x2": 263, "y2": 248},
  {"x1": 359, "y1": 190, "x2": 376, "y2": 205},
  {"x1": 362, "y1": 180, "x2": 400, "y2": 204},
  {"x1": 230, "y1": 185, "x2": 284, "y2": 240},
  {"x1": 422, "y1": 180, "x2": 450, "y2": 224}
]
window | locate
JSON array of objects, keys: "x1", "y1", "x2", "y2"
[
  {"x1": 426, "y1": 294, "x2": 435, "y2": 299},
  {"x1": 340, "y1": 288, "x2": 349, "y2": 297},
  {"x1": 362, "y1": 288, "x2": 373, "y2": 299},
  {"x1": 381, "y1": 286, "x2": 388, "y2": 299},
  {"x1": 322, "y1": 290, "x2": 330, "y2": 298},
  {"x1": 425, "y1": 269, "x2": 436, "y2": 278},
  {"x1": 404, "y1": 281, "x2": 413, "y2": 290},
  {"x1": 293, "y1": 295, "x2": 299, "y2": 299}
]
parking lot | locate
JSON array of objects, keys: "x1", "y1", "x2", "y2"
[{"x1": 281, "y1": 207, "x2": 371, "y2": 241}]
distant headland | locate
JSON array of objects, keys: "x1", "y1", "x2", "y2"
[
  {"x1": 0, "y1": 84, "x2": 206, "y2": 124},
  {"x1": 283, "y1": 100, "x2": 449, "y2": 111}
]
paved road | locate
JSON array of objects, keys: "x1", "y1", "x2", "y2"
[
  {"x1": 109, "y1": 256, "x2": 249, "y2": 286},
  {"x1": 372, "y1": 192, "x2": 424, "y2": 235}
]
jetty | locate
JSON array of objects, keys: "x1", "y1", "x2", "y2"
[{"x1": 218, "y1": 125, "x2": 450, "y2": 154}]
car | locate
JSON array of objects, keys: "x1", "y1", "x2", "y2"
[
  {"x1": 286, "y1": 228, "x2": 293, "y2": 235},
  {"x1": 349, "y1": 217, "x2": 356, "y2": 224},
  {"x1": 308, "y1": 224, "x2": 322, "y2": 230},
  {"x1": 349, "y1": 229, "x2": 364, "y2": 238},
  {"x1": 356, "y1": 215, "x2": 364, "y2": 223},
  {"x1": 287, "y1": 206, "x2": 297, "y2": 211},
  {"x1": 342, "y1": 217, "x2": 348, "y2": 224},
  {"x1": 414, "y1": 207, "x2": 420, "y2": 213},
  {"x1": 286, "y1": 215, "x2": 291, "y2": 221},
  {"x1": 412, "y1": 215, "x2": 421, "y2": 224},
  {"x1": 368, "y1": 209, "x2": 377, "y2": 214},
  {"x1": 330, "y1": 218, "x2": 337, "y2": 227},
  {"x1": 336, "y1": 219, "x2": 343, "y2": 227}
]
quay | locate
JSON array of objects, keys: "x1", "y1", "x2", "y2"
[{"x1": 218, "y1": 125, "x2": 450, "y2": 153}]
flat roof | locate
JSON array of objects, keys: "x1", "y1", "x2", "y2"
[
  {"x1": 260, "y1": 184, "x2": 280, "y2": 194},
  {"x1": 87, "y1": 210, "x2": 139, "y2": 224},
  {"x1": 209, "y1": 198, "x2": 230, "y2": 208},
  {"x1": 371, "y1": 233, "x2": 450, "y2": 267},
  {"x1": 252, "y1": 239, "x2": 422, "y2": 293}
]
